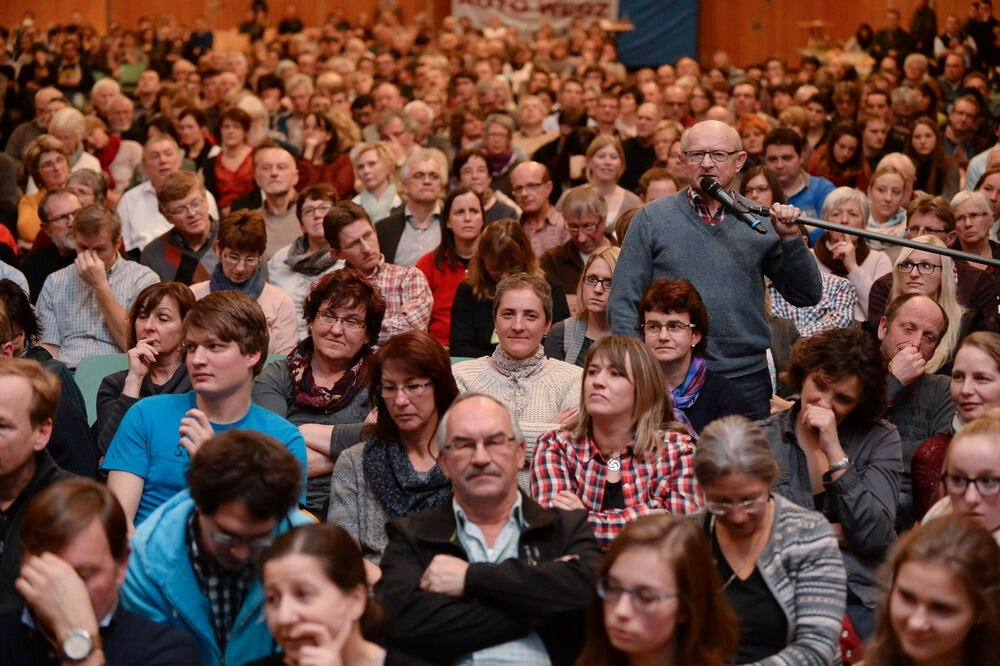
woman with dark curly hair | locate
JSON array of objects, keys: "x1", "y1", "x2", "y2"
[
  {"x1": 758, "y1": 326, "x2": 901, "y2": 639},
  {"x1": 253, "y1": 268, "x2": 386, "y2": 517}
]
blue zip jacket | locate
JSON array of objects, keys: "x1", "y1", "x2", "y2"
[{"x1": 120, "y1": 490, "x2": 312, "y2": 665}]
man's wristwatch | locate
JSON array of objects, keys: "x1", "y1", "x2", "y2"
[
  {"x1": 829, "y1": 455, "x2": 851, "y2": 472},
  {"x1": 61, "y1": 628, "x2": 95, "y2": 662}
]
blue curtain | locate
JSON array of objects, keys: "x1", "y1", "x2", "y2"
[{"x1": 617, "y1": 0, "x2": 699, "y2": 69}]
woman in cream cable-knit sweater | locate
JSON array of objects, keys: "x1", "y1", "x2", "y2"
[{"x1": 451, "y1": 273, "x2": 582, "y2": 488}]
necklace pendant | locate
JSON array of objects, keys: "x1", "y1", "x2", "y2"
[{"x1": 607, "y1": 458, "x2": 621, "y2": 472}]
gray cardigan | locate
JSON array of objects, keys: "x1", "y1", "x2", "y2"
[
  {"x1": 251, "y1": 358, "x2": 369, "y2": 516},
  {"x1": 697, "y1": 494, "x2": 847, "y2": 666},
  {"x1": 760, "y1": 406, "x2": 902, "y2": 610},
  {"x1": 327, "y1": 442, "x2": 391, "y2": 563},
  {"x1": 608, "y1": 188, "x2": 822, "y2": 378}
]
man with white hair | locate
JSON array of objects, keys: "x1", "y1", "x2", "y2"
[
  {"x1": 26, "y1": 107, "x2": 101, "y2": 195},
  {"x1": 274, "y1": 73, "x2": 313, "y2": 153},
  {"x1": 610, "y1": 120, "x2": 822, "y2": 420},
  {"x1": 89, "y1": 79, "x2": 120, "y2": 124},
  {"x1": 117, "y1": 136, "x2": 220, "y2": 255},
  {"x1": 375, "y1": 148, "x2": 447, "y2": 266},
  {"x1": 5, "y1": 87, "x2": 64, "y2": 161},
  {"x1": 107, "y1": 94, "x2": 140, "y2": 141}
]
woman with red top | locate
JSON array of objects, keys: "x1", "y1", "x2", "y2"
[
  {"x1": 415, "y1": 186, "x2": 484, "y2": 349},
  {"x1": 531, "y1": 335, "x2": 701, "y2": 549},
  {"x1": 207, "y1": 107, "x2": 255, "y2": 212},
  {"x1": 296, "y1": 110, "x2": 355, "y2": 200},
  {"x1": 807, "y1": 120, "x2": 871, "y2": 191}
]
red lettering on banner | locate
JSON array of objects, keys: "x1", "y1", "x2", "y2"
[{"x1": 537, "y1": 2, "x2": 609, "y2": 17}]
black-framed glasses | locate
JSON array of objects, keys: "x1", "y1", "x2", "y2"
[
  {"x1": 301, "y1": 203, "x2": 334, "y2": 218},
  {"x1": 596, "y1": 576, "x2": 678, "y2": 614},
  {"x1": 941, "y1": 474, "x2": 1000, "y2": 496},
  {"x1": 445, "y1": 433, "x2": 515, "y2": 457},
  {"x1": 682, "y1": 149, "x2": 740, "y2": 164},
  {"x1": 705, "y1": 495, "x2": 770, "y2": 516},
  {"x1": 380, "y1": 380, "x2": 434, "y2": 400},
  {"x1": 639, "y1": 320, "x2": 696, "y2": 336},
  {"x1": 896, "y1": 260, "x2": 941, "y2": 275},
  {"x1": 582, "y1": 274, "x2": 612, "y2": 289}
]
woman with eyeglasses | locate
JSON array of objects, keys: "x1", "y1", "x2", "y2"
[
  {"x1": 532, "y1": 336, "x2": 700, "y2": 550},
  {"x1": 692, "y1": 415, "x2": 847, "y2": 664},
  {"x1": 18, "y1": 135, "x2": 70, "y2": 250},
  {"x1": 758, "y1": 327, "x2": 900, "y2": 640},
  {"x1": 544, "y1": 246, "x2": 619, "y2": 367},
  {"x1": 637, "y1": 279, "x2": 745, "y2": 435},
  {"x1": 449, "y1": 219, "x2": 570, "y2": 358},
  {"x1": 865, "y1": 515, "x2": 1000, "y2": 665},
  {"x1": 912, "y1": 332, "x2": 1000, "y2": 519},
  {"x1": 328, "y1": 330, "x2": 458, "y2": 564},
  {"x1": 920, "y1": 405, "x2": 1000, "y2": 544},
  {"x1": 951, "y1": 190, "x2": 1000, "y2": 288},
  {"x1": 880, "y1": 235, "x2": 968, "y2": 374},
  {"x1": 191, "y1": 209, "x2": 298, "y2": 355},
  {"x1": 266, "y1": 184, "x2": 344, "y2": 340},
  {"x1": 453, "y1": 148, "x2": 520, "y2": 225},
  {"x1": 95, "y1": 282, "x2": 196, "y2": 454},
  {"x1": 574, "y1": 514, "x2": 739, "y2": 666},
  {"x1": 253, "y1": 269, "x2": 384, "y2": 518},
  {"x1": 811, "y1": 187, "x2": 892, "y2": 321},
  {"x1": 416, "y1": 187, "x2": 485, "y2": 349}
]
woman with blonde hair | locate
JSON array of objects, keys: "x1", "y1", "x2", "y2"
[
  {"x1": 574, "y1": 514, "x2": 739, "y2": 666},
  {"x1": 544, "y1": 246, "x2": 619, "y2": 367},
  {"x1": 532, "y1": 335, "x2": 700, "y2": 549},
  {"x1": 349, "y1": 141, "x2": 401, "y2": 224},
  {"x1": 887, "y1": 235, "x2": 966, "y2": 373},
  {"x1": 566, "y1": 134, "x2": 641, "y2": 225}
]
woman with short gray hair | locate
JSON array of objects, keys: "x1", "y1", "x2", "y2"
[
  {"x1": 693, "y1": 415, "x2": 847, "y2": 665},
  {"x1": 951, "y1": 189, "x2": 1000, "y2": 275},
  {"x1": 812, "y1": 186, "x2": 892, "y2": 321}
]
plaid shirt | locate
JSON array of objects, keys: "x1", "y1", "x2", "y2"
[
  {"x1": 531, "y1": 429, "x2": 702, "y2": 549},
  {"x1": 185, "y1": 511, "x2": 255, "y2": 652},
  {"x1": 769, "y1": 273, "x2": 857, "y2": 338},
  {"x1": 686, "y1": 187, "x2": 726, "y2": 226},
  {"x1": 366, "y1": 258, "x2": 433, "y2": 344}
]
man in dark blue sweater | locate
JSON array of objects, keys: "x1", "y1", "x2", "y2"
[{"x1": 610, "y1": 120, "x2": 823, "y2": 419}]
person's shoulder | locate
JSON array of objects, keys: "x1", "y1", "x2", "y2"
[
  {"x1": 130, "y1": 391, "x2": 193, "y2": 416},
  {"x1": 189, "y1": 281, "x2": 209, "y2": 298},
  {"x1": 110, "y1": 609, "x2": 201, "y2": 659},
  {"x1": 246, "y1": 402, "x2": 301, "y2": 436},
  {"x1": 543, "y1": 357, "x2": 584, "y2": 377},
  {"x1": 773, "y1": 494, "x2": 838, "y2": 539}
]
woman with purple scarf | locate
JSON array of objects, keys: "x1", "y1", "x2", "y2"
[
  {"x1": 638, "y1": 279, "x2": 746, "y2": 436},
  {"x1": 252, "y1": 268, "x2": 386, "y2": 517}
]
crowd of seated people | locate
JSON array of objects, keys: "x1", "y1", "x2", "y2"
[{"x1": 1, "y1": 2, "x2": 1000, "y2": 664}]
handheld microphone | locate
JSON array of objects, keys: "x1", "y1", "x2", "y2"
[{"x1": 698, "y1": 177, "x2": 768, "y2": 234}]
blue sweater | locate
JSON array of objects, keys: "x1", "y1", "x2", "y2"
[{"x1": 609, "y1": 189, "x2": 822, "y2": 378}]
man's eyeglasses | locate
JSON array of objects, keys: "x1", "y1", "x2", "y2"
[
  {"x1": 511, "y1": 182, "x2": 547, "y2": 194},
  {"x1": 202, "y1": 517, "x2": 273, "y2": 556},
  {"x1": 445, "y1": 433, "x2": 515, "y2": 457},
  {"x1": 906, "y1": 226, "x2": 947, "y2": 237},
  {"x1": 896, "y1": 260, "x2": 941, "y2": 275},
  {"x1": 221, "y1": 252, "x2": 261, "y2": 268},
  {"x1": 682, "y1": 150, "x2": 740, "y2": 164},
  {"x1": 941, "y1": 474, "x2": 1000, "y2": 496},
  {"x1": 315, "y1": 311, "x2": 365, "y2": 329},
  {"x1": 380, "y1": 380, "x2": 434, "y2": 400},
  {"x1": 165, "y1": 200, "x2": 204, "y2": 217},
  {"x1": 596, "y1": 576, "x2": 678, "y2": 614},
  {"x1": 705, "y1": 495, "x2": 770, "y2": 516},
  {"x1": 566, "y1": 222, "x2": 600, "y2": 235},
  {"x1": 582, "y1": 274, "x2": 612, "y2": 289},
  {"x1": 639, "y1": 320, "x2": 696, "y2": 336},
  {"x1": 301, "y1": 203, "x2": 333, "y2": 218},
  {"x1": 47, "y1": 210, "x2": 78, "y2": 226}
]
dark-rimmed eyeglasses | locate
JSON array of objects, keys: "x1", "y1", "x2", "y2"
[{"x1": 941, "y1": 474, "x2": 1000, "y2": 496}]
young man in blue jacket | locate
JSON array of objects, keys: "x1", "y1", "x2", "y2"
[{"x1": 121, "y1": 430, "x2": 310, "y2": 665}]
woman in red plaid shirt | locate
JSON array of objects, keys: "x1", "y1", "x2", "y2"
[{"x1": 530, "y1": 335, "x2": 702, "y2": 549}]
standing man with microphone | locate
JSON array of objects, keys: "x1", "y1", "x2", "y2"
[{"x1": 610, "y1": 120, "x2": 823, "y2": 419}]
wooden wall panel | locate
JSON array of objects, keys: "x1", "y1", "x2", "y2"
[{"x1": 698, "y1": 0, "x2": 977, "y2": 70}]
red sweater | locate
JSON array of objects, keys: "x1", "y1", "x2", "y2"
[
  {"x1": 296, "y1": 153, "x2": 356, "y2": 200},
  {"x1": 415, "y1": 250, "x2": 469, "y2": 348}
]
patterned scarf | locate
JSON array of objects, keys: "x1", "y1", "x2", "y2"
[
  {"x1": 361, "y1": 435, "x2": 452, "y2": 518},
  {"x1": 209, "y1": 262, "x2": 265, "y2": 299},
  {"x1": 282, "y1": 234, "x2": 338, "y2": 276},
  {"x1": 287, "y1": 338, "x2": 371, "y2": 413},
  {"x1": 491, "y1": 344, "x2": 547, "y2": 413},
  {"x1": 671, "y1": 355, "x2": 708, "y2": 410}
]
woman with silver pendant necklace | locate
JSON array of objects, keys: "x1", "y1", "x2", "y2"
[
  {"x1": 693, "y1": 415, "x2": 848, "y2": 665},
  {"x1": 531, "y1": 335, "x2": 702, "y2": 550}
]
